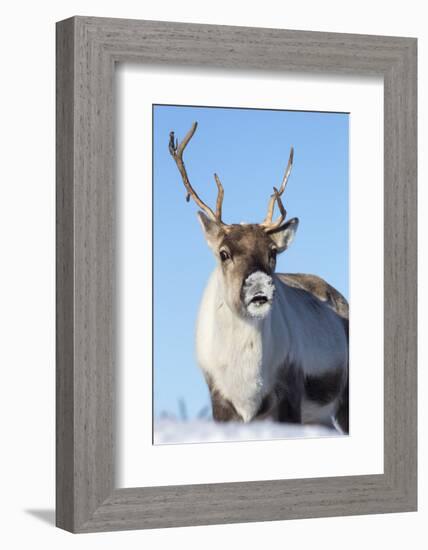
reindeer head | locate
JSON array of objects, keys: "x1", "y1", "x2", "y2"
[{"x1": 169, "y1": 122, "x2": 299, "y2": 319}]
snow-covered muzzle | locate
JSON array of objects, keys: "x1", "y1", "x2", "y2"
[{"x1": 242, "y1": 271, "x2": 275, "y2": 318}]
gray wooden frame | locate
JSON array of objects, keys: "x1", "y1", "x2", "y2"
[{"x1": 56, "y1": 16, "x2": 417, "y2": 533}]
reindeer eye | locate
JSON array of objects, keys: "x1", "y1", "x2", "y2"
[
  {"x1": 219, "y1": 250, "x2": 230, "y2": 262},
  {"x1": 269, "y1": 248, "x2": 277, "y2": 260}
]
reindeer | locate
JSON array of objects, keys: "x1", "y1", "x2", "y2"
[{"x1": 168, "y1": 122, "x2": 349, "y2": 433}]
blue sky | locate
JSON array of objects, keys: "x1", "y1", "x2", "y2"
[{"x1": 153, "y1": 104, "x2": 349, "y2": 419}]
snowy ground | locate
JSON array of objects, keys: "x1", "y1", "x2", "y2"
[{"x1": 154, "y1": 419, "x2": 341, "y2": 445}]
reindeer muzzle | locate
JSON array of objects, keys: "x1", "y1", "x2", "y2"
[{"x1": 242, "y1": 271, "x2": 275, "y2": 318}]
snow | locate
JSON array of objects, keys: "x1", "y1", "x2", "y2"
[{"x1": 153, "y1": 419, "x2": 342, "y2": 445}]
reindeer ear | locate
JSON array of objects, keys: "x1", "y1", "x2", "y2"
[
  {"x1": 197, "y1": 211, "x2": 224, "y2": 249},
  {"x1": 270, "y1": 217, "x2": 299, "y2": 253}
]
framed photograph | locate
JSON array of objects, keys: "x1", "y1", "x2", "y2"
[{"x1": 56, "y1": 16, "x2": 417, "y2": 532}]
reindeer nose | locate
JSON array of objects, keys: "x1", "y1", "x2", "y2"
[
  {"x1": 242, "y1": 271, "x2": 275, "y2": 315},
  {"x1": 243, "y1": 271, "x2": 274, "y2": 293}
]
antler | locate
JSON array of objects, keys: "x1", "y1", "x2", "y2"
[
  {"x1": 260, "y1": 146, "x2": 294, "y2": 232},
  {"x1": 169, "y1": 122, "x2": 225, "y2": 224}
]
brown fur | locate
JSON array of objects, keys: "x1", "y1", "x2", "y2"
[
  {"x1": 278, "y1": 273, "x2": 349, "y2": 320},
  {"x1": 215, "y1": 223, "x2": 278, "y2": 315},
  {"x1": 220, "y1": 224, "x2": 277, "y2": 275},
  {"x1": 206, "y1": 372, "x2": 277, "y2": 422},
  {"x1": 205, "y1": 374, "x2": 242, "y2": 422}
]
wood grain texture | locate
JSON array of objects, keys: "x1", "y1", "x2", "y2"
[
  {"x1": 56, "y1": 18, "x2": 75, "y2": 532},
  {"x1": 56, "y1": 16, "x2": 417, "y2": 533}
]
